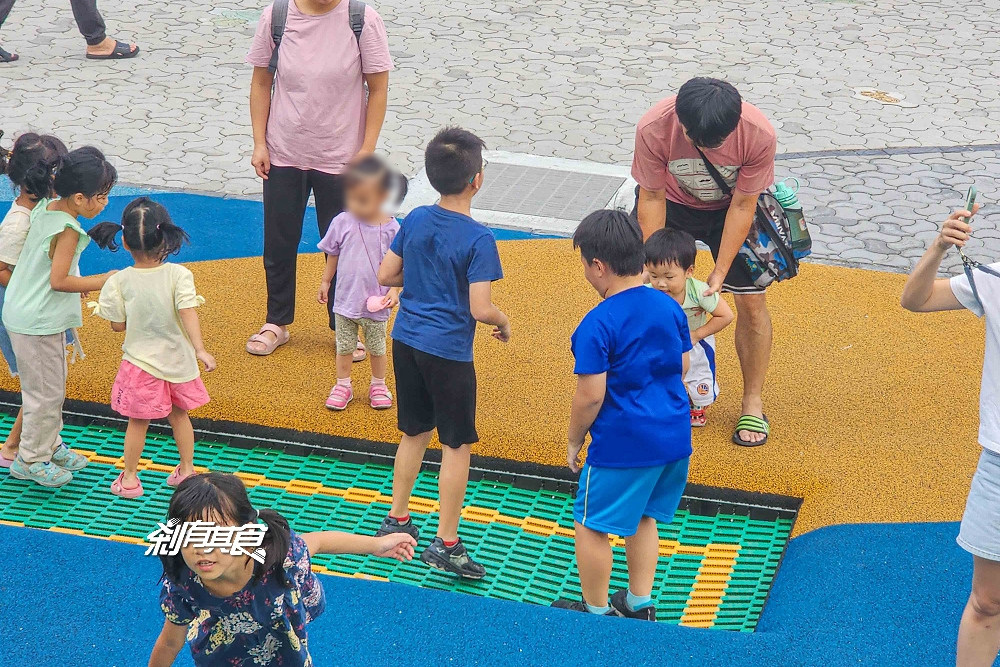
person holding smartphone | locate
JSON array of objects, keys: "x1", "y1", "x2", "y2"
[{"x1": 899, "y1": 196, "x2": 1000, "y2": 666}]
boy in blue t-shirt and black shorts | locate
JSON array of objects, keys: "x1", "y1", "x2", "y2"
[
  {"x1": 552, "y1": 209, "x2": 693, "y2": 620},
  {"x1": 373, "y1": 127, "x2": 511, "y2": 579}
]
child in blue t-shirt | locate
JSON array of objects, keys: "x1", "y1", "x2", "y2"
[
  {"x1": 373, "y1": 127, "x2": 510, "y2": 579},
  {"x1": 552, "y1": 209, "x2": 692, "y2": 620}
]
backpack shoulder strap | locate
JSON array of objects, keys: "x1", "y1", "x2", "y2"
[
  {"x1": 695, "y1": 147, "x2": 732, "y2": 197},
  {"x1": 268, "y1": 0, "x2": 290, "y2": 75},
  {"x1": 349, "y1": 0, "x2": 366, "y2": 46}
]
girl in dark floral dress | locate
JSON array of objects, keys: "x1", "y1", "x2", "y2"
[{"x1": 148, "y1": 473, "x2": 415, "y2": 666}]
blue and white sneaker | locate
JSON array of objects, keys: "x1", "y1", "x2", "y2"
[
  {"x1": 9, "y1": 456, "x2": 72, "y2": 487},
  {"x1": 51, "y1": 443, "x2": 88, "y2": 471}
]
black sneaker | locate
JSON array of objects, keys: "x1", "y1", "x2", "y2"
[
  {"x1": 609, "y1": 589, "x2": 657, "y2": 621},
  {"x1": 375, "y1": 516, "x2": 420, "y2": 541},
  {"x1": 550, "y1": 599, "x2": 616, "y2": 616},
  {"x1": 419, "y1": 537, "x2": 486, "y2": 579}
]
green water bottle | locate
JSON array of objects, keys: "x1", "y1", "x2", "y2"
[{"x1": 773, "y1": 178, "x2": 811, "y2": 255}]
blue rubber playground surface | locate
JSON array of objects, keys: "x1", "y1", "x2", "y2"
[{"x1": 0, "y1": 521, "x2": 972, "y2": 666}]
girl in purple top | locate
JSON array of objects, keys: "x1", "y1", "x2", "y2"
[
  {"x1": 317, "y1": 155, "x2": 406, "y2": 411},
  {"x1": 245, "y1": 0, "x2": 394, "y2": 359}
]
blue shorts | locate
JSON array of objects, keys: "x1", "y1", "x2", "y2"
[{"x1": 573, "y1": 458, "x2": 689, "y2": 536}]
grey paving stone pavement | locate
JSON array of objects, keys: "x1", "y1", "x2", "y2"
[{"x1": 0, "y1": 0, "x2": 997, "y2": 273}]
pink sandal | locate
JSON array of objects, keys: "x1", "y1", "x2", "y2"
[
  {"x1": 111, "y1": 471, "x2": 144, "y2": 498},
  {"x1": 352, "y1": 340, "x2": 367, "y2": 363},
  {"x1": 246, "y1": 323, "x2": 289, "y2": 356},
  {"x1": 167, "y1": 466, "x2": 197, "y2": 487}
]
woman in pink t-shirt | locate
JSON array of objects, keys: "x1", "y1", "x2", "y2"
[{"x1": 244, "y1": 0, "x2": 393, "y2": 357}]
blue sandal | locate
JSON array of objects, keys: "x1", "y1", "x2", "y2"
[{"x1": 733, "y1": 414, "x2": 769, "y2": 447}]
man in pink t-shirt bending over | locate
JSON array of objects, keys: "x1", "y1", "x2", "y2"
[{"x1": 632, "y1": 78, "x2": 777, "y2": 447}]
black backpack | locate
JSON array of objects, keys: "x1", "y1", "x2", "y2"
[{"x1": 267, "y1": 0, "x2": 367, "y2": 75}]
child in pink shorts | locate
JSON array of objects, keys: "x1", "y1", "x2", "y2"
[{"x1": 89, "y1": 197, "x2": 216, "y2": 498}]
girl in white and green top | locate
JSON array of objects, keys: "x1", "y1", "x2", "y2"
[
  {"x1": 2, "y1": 146, "x2": 118, "y2": 488},
  {"x1": 0, "y1": 132, "x2": 68, "y2": 467}
]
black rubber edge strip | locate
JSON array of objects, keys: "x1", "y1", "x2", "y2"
[{"x1": 0, "y1": 390, "x2": 801, "y2": 523}]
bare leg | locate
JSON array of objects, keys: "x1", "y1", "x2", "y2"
[
  {"x1": 575, "y1": 521, "x2": 613, "y2": 609},
  {"x1": 957, "y1": 555, "x2": 1000, "y2": 666},
  {"x1": 166, "y1": 407, "x2": 196, "y2": 478},
  {"x1": 389, "y1": 431, "x2": 433, "y2": 517},
  {"x1": 732, "y1": 292, "x2": 772, "y2": 444},
  {"x1": 623, "y1": 516, "x2": 660, "y2": 597},
  {"x1": 0, "y1": 407, "x2": 22, "y2": 460},
  {"x1": 370, "y1": 354, "x2": 387, "y2": 380},
  {"x1": 121, "y1": 418, "x2": 150, "y2": 487},
  {"x1": 335, "y1": 353, "x2": 353, "y2": 381},
  {"x1": 437, "y1": 444, "x2": 471, "y2": 541}
]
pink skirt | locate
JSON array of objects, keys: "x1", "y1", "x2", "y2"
[{"x1": 111, "y1": 360, "x2": 209, "y2": 420}]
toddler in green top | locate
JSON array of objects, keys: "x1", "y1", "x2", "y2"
[
  {"x1": 3, "y1": 146, "x2": 118, "y2": 488},
  {"x1": 645, "y1": 229, "x2": 734, "y2": 427}
]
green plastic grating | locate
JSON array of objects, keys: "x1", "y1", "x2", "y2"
[{"x1": 0, "y1": 415, "x2": 794, "y2": 631}]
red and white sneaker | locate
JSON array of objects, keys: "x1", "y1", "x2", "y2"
[
  {"x1": 690, "y1": 408, "x2": 707, "y2": 428},
  {"x1": 369, "y1": 384, "x2": 393, "y2": 410},
  {"x1": 326, "y1": 384, "x2": 353, "y2": 411}
]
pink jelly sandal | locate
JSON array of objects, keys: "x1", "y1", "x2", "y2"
[
  {"x1": 0, "y1": 452, "x2": 14, "y2": 469},
  {"x1": 111, "y1": 471, "x2": 144, "y2": 499},
  {"x1": 246, "y1": 323, "x2": 289, "y2": 356},
  {"x1": 352, "y1": 340, "x2": 367, "y2": 363},
  {"x1": 167, "y1": 466, "x2": 198, "y2": 487}
]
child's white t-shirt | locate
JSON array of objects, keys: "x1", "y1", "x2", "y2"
[
  {"x1": 0, "y1": 201, "x2": 33, "y2": 266},
  {"x1": 951, "y1": 264, "x2": 1000, "y2": 453},
  {"x1": 95, "y1": 264, "x2": 204, "y2": 383}
]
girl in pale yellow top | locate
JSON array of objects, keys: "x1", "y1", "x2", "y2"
[{"x1": 89, "y1": 197, "x2": 216, "y2": 499}]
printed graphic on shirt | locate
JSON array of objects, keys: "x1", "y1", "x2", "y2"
[{"x1": 667, "y1": 159, "x2": 739, "y2": 203}]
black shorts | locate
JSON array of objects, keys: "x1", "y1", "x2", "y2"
[
  {"x1": 392, "y1": 340, "x2": 478, "y2": 448},
  {"x1": 664, "y1": 201, "x2": 764, "y2": 294}
]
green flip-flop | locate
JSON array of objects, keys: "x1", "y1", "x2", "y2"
[{"x1": 733, "y1": 414, "x2": 769, "y2": 447}]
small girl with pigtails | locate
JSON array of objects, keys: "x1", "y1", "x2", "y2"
[
  {"x1": 148, "y1": 472, "x2": 416, "y2": 667},
  {"x1": 88, "y1": 197, "x2": 216, "y2": 498}
]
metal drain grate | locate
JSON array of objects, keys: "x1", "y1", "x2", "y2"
[{"x1": 476, "y1": 164, "x2": 626, "y2": 220}]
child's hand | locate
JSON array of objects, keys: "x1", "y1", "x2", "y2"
[
  {"x1": 492, "y1": 320, "x2": 511, "y2": 343},
  {"x1": 935, "y1": 205, "x2": 980, "y2": 250},
  {"x1": 197, "y1": 350, "x2": 217, "y2": 372},
  {"x1": 384, "y1": 291, "x2": 400, "y2": 309},
  {"x1": 567, "y1": 440, "x2": 584, "y2": 473},
  {"x1": 373, "y1": 533, "x2": 417, "y2": 561},
  {"x1": 317, "y1": 280, "x2": 331, "y2": 304}
]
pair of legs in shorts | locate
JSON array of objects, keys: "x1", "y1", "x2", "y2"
[
  {"x1": 376, "y1": 340, "x2": 485, "y2": 577},
  {"x1": 109, "y1": 359, "x2": 208, "y2": 498},
  {"x1": 326, "y1": 314, "x2": 390, "y2": 410},
  {"x1": 554, "y1": 458, "x2": 689, "y2": 618},
  {"x1": 665, "y1": 200, "x2": 772, "y2": 446}
]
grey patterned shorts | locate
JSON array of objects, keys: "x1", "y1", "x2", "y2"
[{"x1": 335, "y1": 313, "x2": 387, "y2": 357}]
